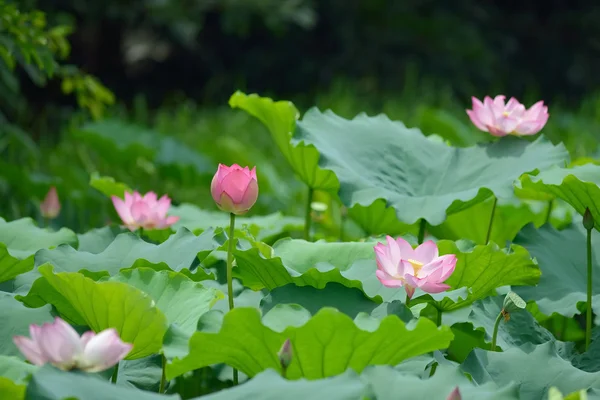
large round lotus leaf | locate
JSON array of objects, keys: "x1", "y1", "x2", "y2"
[
  {"x1": 514, "y1": 222, "x2": 600, "y2": 319},
  {"x1": 518, "y1": 164, "x2": 600, "y2": 232},
  {"x1": 165, "y1": 306, "x2": 453, "y2": 380},
  {"x1": 462, "y1": 342, "x2": 600, "y2": 399},
  {"x1": 0, "y1": 218, "x2": 77, "y2": 283},
  {"x1": 25, "y1": 365, "x2": 180, "y2": 400},
  {"x1": 294, "y1": 109, "x2": 568, "y2": 225},
  {"x1": 228, "y1": 92, "x2": 338, "y2": 191}
]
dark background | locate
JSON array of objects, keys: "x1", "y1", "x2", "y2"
[{"x1": 23, "y1": 0, "x2": 600, "y2": 110}]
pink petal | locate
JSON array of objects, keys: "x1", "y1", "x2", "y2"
[
  {"x1": 163, "y1": 215, "x2": 180, "y2": 226},
  {"x1": 404, "y1": 285, "x2": 416, "y2": 299},
  {"x1": 249, "y1": 166, "x2": 257, "y2": 180},
  {"x1": 40, "y1": 187, "x2": 61, "y2": 219},
  {"x1": 486, "y1": 124, "x2": 509, "y2": 137},
  {"x1": 81, "y1": 329, "x2": 132, "y2": 372},
  {"x1": 13, "y1": 336, "x2": 47, "y2": 366},
  {"x1": 492, "y1": 95, "x2": 506, "y2": 109},
  {"x1": 495, "y1": 115, "x2": 519, "y2": 135},
  {"x1": 394, "y1": 237, "x2": 416, "y2": 260},
  {"x1": 406, "y1": 274, "x2": 450, "y2": 293},
  {"x1": 217, "y1": 192, "x2": 238, "y2": 214},
  {"x1": 142, "y1": 192, "x2": 157, "y2": 205},
  {"x1": 447, "y1": 387, "x2": 462, "y2": 400},
  {"x1": 130, "y1": 201, "x2": 151, "y2": 223},
  {"x1": 111, "y1": 196, "x2": 133, "y2": 224},
  {"x1": 375, "y1": 270, "x2": 405, "y2": 288},
  {"x1": 80, "y1": 331, "x2": 96, "y2": 348},
  {"x1": 221, "y1": 169, "x2": 254, "y2": 204},
  {"x1": 466, "y1": 109, "x2": 488, "y2": 131},
  {"x1": 374, "y1": 244, "x2": 399, "y2": 276},
  {"x1": 154, "y1": 195, "x2": 172, "y2": 217},
  {"x1": 401, "y1": 260, "x2": 415, "y2": 277},
  {"x1": 523, "y1": 100, "x2": 545, "y2": 120},
  {"x1": 132, "y1": 191, "x2": 143, "y2": 203},
  {"x1": 211, "y1": 172, "x2": 223, "y2": 206},
  {"x1": 385, "y1": 236, "x2": 401, "y2": 266},
  {"x1": 238, "y1": 178, "x2": 259, "y2": 214},
  {"x1": 37, "y1": 318, "x2": 82, "y2": 368},
  {"x1": 413, "y1": 240, "x2": 439, "y2": 264}
]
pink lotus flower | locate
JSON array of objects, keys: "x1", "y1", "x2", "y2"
[
  {"x1": 447, "y1": 387, "x2": 462, "y2": 400},
  {"x1": 111, "y1": 191, "x2": 180, "y2": 231},
  {"x1": 13, "y1": 317, "x2": 132, "y2": 372},
  {"x1": 374, "y1": 236, "x2": 457, "y2": 299},
  {"x1": 40, "y1": 187, "x2": 60, "y2": 219},
  {"x1": 211, "y1": 164, "x2": 259, "y2": 215},
  {"x1": 466, "y1": 95, "x2": 549, "y2": 136}
]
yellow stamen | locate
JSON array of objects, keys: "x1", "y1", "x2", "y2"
[
  {"x1": 407, "y1": 259, "x2": 424, "y2": 275},
  {"x1": 502, "y1": 111, "x2": 510, "y2": 117}
]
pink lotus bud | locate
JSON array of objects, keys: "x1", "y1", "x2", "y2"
[
  {"x1": 278, "y1": 338, "x2": 293, "y2": 371},
  {"x1": 13, "y1": 317, "x2": 132, "y2": 372},
  {"x1": 210, "y1": 164, "x2": 258, "y2": 215},
  {"x1": 374, "y1": 236, "x2": 457, "y2": 299},
  {"x1": 447, "y1": 387, "x2": 462, "y2": 400},
  {"x1": 40, "y1": 187, "x2": 61, "y2": 219},
  {"x1": 110, "y1": 191, "x2": 180, "y2": 231},
  {"x1": 466, "y1": 95, "x2": 549, "y2": 137}
]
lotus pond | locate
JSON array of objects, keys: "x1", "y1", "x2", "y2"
[{"x1": 2, "y1": 92, "x2": 600, "y2": 400}]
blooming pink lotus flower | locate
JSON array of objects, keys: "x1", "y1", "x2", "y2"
[
  {"x1": 111, "y1": 191, "x2": 180, "y2": 231},
  {"x1": 40, "y1": 187, "x2": 61, "y2": 219},
  {"x1": 211, "y1": 164, "x2": 259, "y2": 215},
  {"x1": 466, "y1": 95, "x2": 549, "y2": 136},
  {"x1": 374, "y1": 236, "x2": 457, "y2": 299},
  {"x1": 13, "y1": 317, "x2": 132, "y2": 372}
]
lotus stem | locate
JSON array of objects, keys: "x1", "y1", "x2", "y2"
[
  {"x1": 485, "y1": 197, "x2": 498, "y2": 245},
  {"x1": 111, "y1": 362, "x2": 119, "y2": 384},
  {"x1": 544, "y1": 199, "x2": 553, "y2": 226},
  {"x1": 417, "y1": 218, "x2": 426, "y2": 244},
  {"x1": 491, "y1": 312, "x2": 503, "y2": 351},
  {"x1": 159, "y1": 354, "x2": 166, "y2": 393},
  {"x1": 226, "y1": 212, "x2": 239, "y2": 385},
  {"x1": 405, "y1": 293, "x2": 411, "y2": 308},
  {"x1": 304, "y1": 187, "x2": 314, "y2": 241},
  {"x1": 586, "y1": 224, "x2": 593, "y2": 350},
  {"x1": 436, "y1": 307, "x2": 442, "y2": 327}
]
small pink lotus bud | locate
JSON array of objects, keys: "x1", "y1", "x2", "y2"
[
  {"x1": 40, "y1": 187, "x2": 60, "y2": 219},
  {"x1": 466, "y1": 95, "x2": 549, "y2": 137},
  {"x1": 278, "y1": 338, "x2": 292, "y2": 371},
  {"x1": 374, "y1": 236, "x2": 457, "y2": 299},
  {"x1": 13, "y1": 317, "x2": 132, "y2": 372},
  {"x1": 110, "y1": 191, "x2": 179, "y2": 231},
  {"x1": 210, "y1": 164, "x2": 259, "y2": 215},
  {"x1": 447, "y1": 387, "x2": 462, "y2": 400}
]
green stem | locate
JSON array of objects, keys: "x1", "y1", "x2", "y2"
[
  {"x1": 544, "y1": 199, "x2": 554, "y2": 226},
  {"x1": 226, "y1": 213, "x2": 239, "y2": 385},
  {"x1": 405, "y1": 293, "x2": 411, "y2": 308},
  {"x1": 491, "y1": 312, "x2": 503, "y2": 351},
  {"x1": 159, "y1": 354, "x2": 166, "y2": 393},
  {"x1": 485, "y1": 197, "x2": 498, "y2": 245},
  {"x1": 226, "y1": 213, "x2": 236, "y2": 312},
  {"x1": 436, "y1": 307, "x2": 442, "y2": 327},
  {"x1": 111, "y1": 362, "x2": 119, "y2": 384},
  {"x1": 304, "y1": 187, "x2": 314, "y2": 241},
  {"x1": 586, "y1": 226, "x2": 593, "y2": 350},
  {"x1": 417, "y1": 219, "x2": 426, "y2": 244}
]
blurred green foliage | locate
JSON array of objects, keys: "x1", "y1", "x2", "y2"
[{"x1": 1, "y1": 0, "x2": 600, "y2": 238}]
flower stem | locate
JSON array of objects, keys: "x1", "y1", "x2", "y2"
[
  {"x1": 227, "y1": 213, "x2": 236, "y2": 312},
  {"x1": 417, "y1": 218, "x2": 426, "y2": 244},
  {"x1": 226, "y1": 213, "x2": 239, "y2": 385},
  {"x1": 304, "y1": 187, "x2": 314, "y2": 241},
  {"x1": 491, "y1": 312, "x2": 503, "y2": 351},
  {"x1": 405, "y1": 293, "x2": 411, "y2": 308},
  {"x1": 485, "y1": 197, "x2": 498, "y2": 245},
  {"x1": 544, "y1": 199, "x2": 554, "y2": 226},
  {"x1": 111, "y1": 362, "x2": 119, "y2": 384},
  {"x1": 586, "y1": 225, "x2": 593, "y2": 350},
  {"x1": 436, "y1": 307, "x2": 442, "y2": 327},
  {"x1": 159, "y1": 354, "x2": 166, "y2": 393}
]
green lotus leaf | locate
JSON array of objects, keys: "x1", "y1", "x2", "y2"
[
  {"x1": 229, "y1": 92, "x2": 338, "y2": 191},
  {"x1": 294, "y1": 109, "x2": 568, "y2": 225},
  {"x1": 518, "y1": 164, "x2": 600, "y2": 231},
  {"x1": 166, "y1": 306, "x2": 453, "y2": 380},
  {"x1": 0, "y1": 218, "x2": 77, "y2": 283}
]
